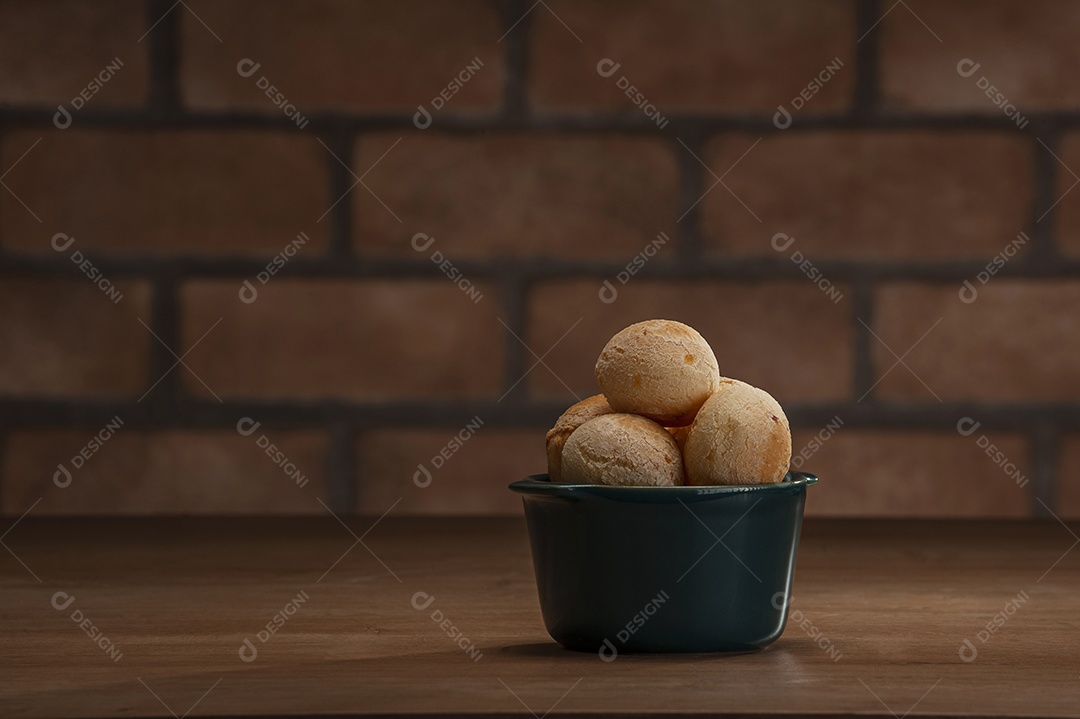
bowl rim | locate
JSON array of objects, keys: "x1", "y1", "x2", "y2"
[{"x1": 509, "y1": 471, "x2": 817, "y2": 501}]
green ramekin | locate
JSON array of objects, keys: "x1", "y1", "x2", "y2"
[{"x1": 509, "y1": 472, "x2": 818, "y2": 655}]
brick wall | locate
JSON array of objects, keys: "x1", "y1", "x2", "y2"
[{"x1": 1, "y1": 0, "x2": 1077, "y2": 519}]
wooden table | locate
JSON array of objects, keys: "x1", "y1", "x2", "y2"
[{"x1": 3, "y1": 516, "x2": 1078, "y2": 718}]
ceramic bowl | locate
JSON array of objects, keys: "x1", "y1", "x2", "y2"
[{"x1": 509, "y1": 472, "x2": 818, "y2": 655}]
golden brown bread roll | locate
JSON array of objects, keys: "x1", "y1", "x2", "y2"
[
  {"x1": 561, "y1": 413, "x2": 683, "y2": 487},
  {"x1": 666, "y1": 425, "x2": 690, "y2": 450},
  {"x1": 594, "y1": 319, "x2": 720, "y2": 426},
  {"x1": 684, "y1": 378, "x2": 791, "y2": 485},
  {"x1": 545, "y1": 394, "x2": 614, "y2": 482}
]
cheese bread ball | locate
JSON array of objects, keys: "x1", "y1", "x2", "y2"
[
  {"x1": 545, "y1": 394, "x2": 614, "y2": 482},
  {"x1": 684, "y1": 379, "x2": 791, "y2": 485},
  {"x1": 666, "y1": 425, "x2": 691, "y2": 451},
  {"x1": 594, "y1": 320, "x2": 721, "y2": 426},
  {"x1": 561, "y1": 413, "x2": 683, "y2": 487}
]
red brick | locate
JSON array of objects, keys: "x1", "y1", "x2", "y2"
[
  {"x1": 1049, "y1": 134, "x2": 1080, "y2": 258},
  {"x1": 0, "y1": 130, "x2": 329, "y2": 256},
  {"x1": 531, "y1": 0, "x2": 854, "y2": 113},
  {"x1": 526, "y1": 280, "x2": 852, "y2": 404},
  {"x1": 179, "y1": 280, "x2": 502, "y2": 401},
  {"x1": 353, "y1": 132, "x2": 680, "y2": 260},
  {"x1": 357, "y1": 428, "x2": 541, "y2": 515},
  {"x1": 1, "y1": 429, "x2": 328, "y2": 514},
  {"x1": 0, "y1": 0, "x2": 147, "y2": 107},
  {"x1": 181, "y1": 0, "x2": 503, "y2": 114},
  {"x1": 881, "y1": 0, "x2": 1080, "y2": 111},
  {"x1": 0, "y1": 278, "x2": 151, "y2": 397},
  {"x1": 796, "y1": 429, "x2": 1031, "y2": 518},
  {"x1": 874, "y1": 282, "x2": 1080, "y2": 402},
  {"x1": 1057, "y1": 436, "x2": 1080, "y2": 519},
  {"x1": 701, "y1": 132, "x2": 1032, "y2": 260}
]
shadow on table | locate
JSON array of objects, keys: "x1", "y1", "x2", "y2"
[{"x1": 497, "y1": 641, "x2": 784, "y2": 661}]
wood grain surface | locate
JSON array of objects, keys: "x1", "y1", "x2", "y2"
[{"x1": 2, "y1": 516, "x2": 1078, "y2": 718}]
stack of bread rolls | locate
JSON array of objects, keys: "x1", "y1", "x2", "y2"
[{"x1": 546, "y1": 319, "x2": 791, "y2": 486}]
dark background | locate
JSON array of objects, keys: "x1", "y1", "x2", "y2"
[{"x1": 1, "y1": 0, "x2": 1076, "y2": 518}]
